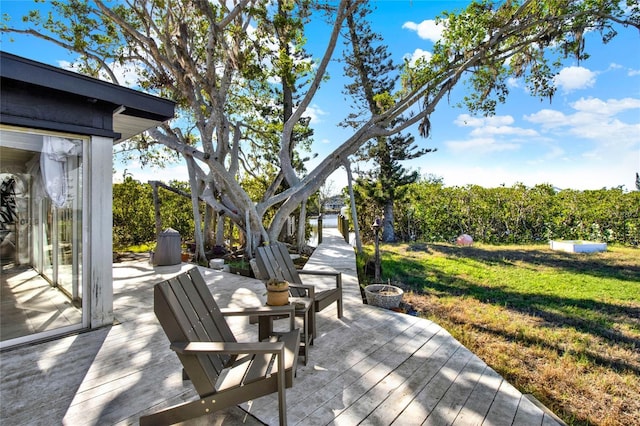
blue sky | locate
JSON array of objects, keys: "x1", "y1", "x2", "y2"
[{"x1": 2, "y1": 1, "x2": 639, "y2": 192}]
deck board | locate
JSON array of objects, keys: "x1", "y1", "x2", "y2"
[
  {"x1": 424, "y1": 355, "x2": 488, "y2": 426},
  {"x1": 512, "y1": 395, "x2": 544, "y2": 426},
  {"x1": 361, "y1": 328, "x2": 454, "y2": 425},
  {"x1": 483, "y1": 379, "x2": 522, "y2": 425},
  {"x1": 0, "y1": 230, "x2": 564, "y2": 426},
  {"x1": 451, "y1": 366, "x2": 503, "y2": 425}
]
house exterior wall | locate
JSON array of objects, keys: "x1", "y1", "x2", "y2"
[
  {"x1": 89, "y1": 135, "x2": 114, "y2": 328},
  {"x1": 1, "y1": 52, "x2": 174, "y2": 348}
]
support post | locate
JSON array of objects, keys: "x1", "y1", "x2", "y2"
[{"x1": 372, "y1": 217, "x2": 381, "y2": 282}]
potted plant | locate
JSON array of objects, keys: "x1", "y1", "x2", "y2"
[
  {"x1": 364, "y1": 280, "x2": 403, "y2": 309},
  {"x1": 228, "y1": 259, "x2": 254, "y2": 277},
  {"x1": 265, "y1": 278, "x2": 290, "y2": 306}
]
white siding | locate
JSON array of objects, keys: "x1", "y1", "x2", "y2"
[{"x1": 88, "y1": 135, "x2": 114, "y2": 327}]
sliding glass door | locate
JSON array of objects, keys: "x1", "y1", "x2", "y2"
[
  {"x1": 40, "y1": 153, "x2": 82, "y2": 302},
  {"x1": 1, "y1": 127, "x2": 85, "y2": 344}
]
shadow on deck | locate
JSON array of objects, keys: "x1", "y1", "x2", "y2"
[{"x1": 0, "y1": 229, "x2": 564, "y2": 425}]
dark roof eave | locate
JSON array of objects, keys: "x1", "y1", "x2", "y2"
[{"x1": 0, "y1": 51, "x2": 175, "y2": 123}]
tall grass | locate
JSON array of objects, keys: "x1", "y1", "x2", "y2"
[{"x1": 359, "y1": 243, "x2": 639, "y2": 426}]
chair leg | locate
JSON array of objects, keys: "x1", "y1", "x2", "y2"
[
  {"x1": 310, "y1": 311, "x2": 316, "y2": 344},
  {"x1": 277, "y1": 351, "x2": 287, "y2": 426},
  {"x1": 258, "y1": 316, "x2": 275, "y2": 341}
]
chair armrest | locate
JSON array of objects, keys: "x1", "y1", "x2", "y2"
[
  {"x1": 289, "y1": 283, "x2": 315, "y2": 300},
  {"x1": 299, "y1": 270, "x2": 339, "y2": 277},
  {"x1": 220, "y1": 305, "x2": 295, "y2": 317},
  {"x1": 170, "y1": 341, "x2": 284, "y2": 355},
  {"x1": 299, "y1": 270, "x2": 342, "y2": 288}
]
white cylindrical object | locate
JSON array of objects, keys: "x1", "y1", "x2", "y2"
[{"x1": 209, "y1": 258, "x2": 224, "y2": 270}]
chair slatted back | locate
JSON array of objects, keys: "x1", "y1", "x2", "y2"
[
  {"x1": 154, "y1": 268, "x2": 236, "y2": 396},
  {"x1": 256, "y1": 243, "x2": 306, "y2": 297}
]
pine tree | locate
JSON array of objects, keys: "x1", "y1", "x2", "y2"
[{"x1": 342, "y1": 1, "x2": 434, "y2": 242}]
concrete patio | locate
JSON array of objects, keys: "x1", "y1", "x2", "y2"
[{"x1": 0, "y1": 229, "x2": 564, "y2": 425}]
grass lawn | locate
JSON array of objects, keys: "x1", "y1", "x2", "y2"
[{"x1": 361, "y1": 243, "x2": 639, "y2": 426}]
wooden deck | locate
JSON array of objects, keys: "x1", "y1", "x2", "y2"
[{"x1": 0, "y1": 230, "x2": 564, "y2": 425}]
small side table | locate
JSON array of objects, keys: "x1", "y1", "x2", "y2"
[{"x1": 258, "y1": 297, "x2": 313, "y2": 365}]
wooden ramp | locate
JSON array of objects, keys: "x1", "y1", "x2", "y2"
[{"x1": 0, "y1": 229, "x2": 564, "y2": 425}]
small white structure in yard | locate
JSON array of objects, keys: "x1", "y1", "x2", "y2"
[{"x1": 549, "y1": 240, "x2": 607, "y2": 253}]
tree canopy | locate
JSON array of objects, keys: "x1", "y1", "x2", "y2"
[{"x1": 4, "y1": 0, "x2": 638, "y2": 258}]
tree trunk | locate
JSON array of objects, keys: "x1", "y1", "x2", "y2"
[
  {"x1": 244, "y1": 210, "x2": 251, "y2": 258},
  {"x1": 203, "y1": 205, "x2": 214, "y2": 249},
  {"x1": 185, "y1": 156, "x2": 206, "y2": 262},
  {"x1": 345, "y1": 161, "x2": 362, "y2": 253},
  {"x1": 150, "y1": 181, "x2": 162, "y2": 239},
  {"x1": 215, "y1": 212, "x2": 225, "y2": 246},
  {"x1": 382, "y1": 200, "x2": 395, "y2": 242},
  {"x1": 297, "y1": 199, "x2": 307, "y2": 252}
]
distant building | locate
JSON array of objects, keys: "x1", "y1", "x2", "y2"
[{"x1": 324, "y1": 195, "x2": 345, "y2": 212}]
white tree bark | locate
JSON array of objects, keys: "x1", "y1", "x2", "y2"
[{"x1": 345, "y1": 161, "x2": 362, "y2": 253}]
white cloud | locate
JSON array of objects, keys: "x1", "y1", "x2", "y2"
[
  {"x1": 448, "y1": 114, "x2": 537, "y2": 152},
  {"x1": 571, "y1": 97, "x2": 640, "y2": 115},
  {"x1": 446, "y1": 137, "x2": 520, "y2": 153},
  {"x1": 454, "y1": 114, "x2": 515, "y2": 128},
  {"x1": 453, "y1": 114, "x2": 537, "y2": 137},
  {"x1": 507, "y1": 77, "x2": 521, "y2": 88},
  {"x1": 520, "y1": 96, "x2": 640, "y2": 189},
  {"x1": 422, "y1": 149, "x2": 637, "y2": 190},
  {"x1": 543, "y1": 145, "x2": 565, "y2": 161},
  {"x1": 470, "y1": 125, "x2": 538, "y2": 138},
  {"x1": 572, "y1": 119, "x2": 640, "y2": 146},
  {"x1": 553, "y1": 66, "x2": 596, "y2": 93},
  {"x1": 523, "y1": 109, "x2": 569, "y2": 129},
  {"x1": 438, "y1": 98, "x2": 638, "y2": 190},
  {"x1": 402, "y1": 19, "x2": 444, "y2": 42},
  {"x1": 303, "y1": 104, "x2": 328, "y2": 124},
  {"x1": 404, "y1": 48, "x2": 432, "y2": 66},
  {"x1": 525, "y1": 97, "x2": 640, "y2": 146},
  {"x1": 521, "y1": 143, "x2": 567, "y2": 166}
]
